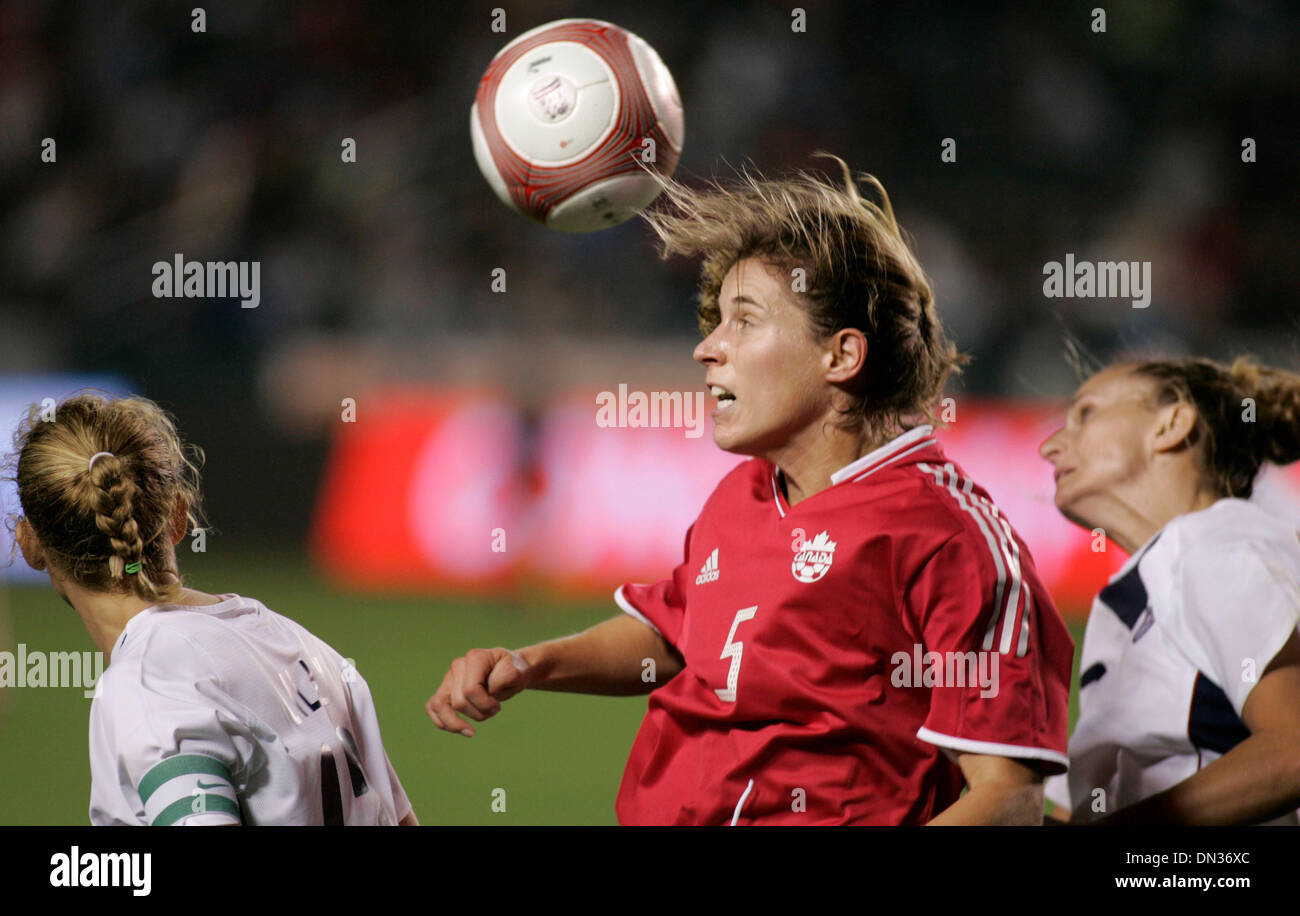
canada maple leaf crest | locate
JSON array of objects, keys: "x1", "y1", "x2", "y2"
[{"x1": 791, "y1": 530, "x2": 837, "y2": 583}]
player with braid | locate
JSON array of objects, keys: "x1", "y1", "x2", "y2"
[
  {"x1": 1041, "y1": 356, "x2": 1300, "y2": 824},
  {"x1": 7, "y1": 392, "x2": 415, "y2": 825},
  {"x1": 427, "y1": 158, "x2": 1076, "y2": 825}
]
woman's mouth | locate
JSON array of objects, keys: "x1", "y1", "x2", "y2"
[{"x1": 711, "y1": 385, "x2": 737, "y2": 411}]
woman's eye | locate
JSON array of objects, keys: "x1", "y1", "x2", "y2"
[{"x1": 1078, "y1": 406, "x2": 1092, "y2": 421}]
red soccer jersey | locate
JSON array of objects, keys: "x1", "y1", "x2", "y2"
[{"x1": 614, "y1": 425, "x2": 1073, "y2": 825}]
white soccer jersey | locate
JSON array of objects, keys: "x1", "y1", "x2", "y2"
[
  {"x1": 1046, "y1": 499, "x2": 1300, "y2": 824},
  {"x1": 89, "y1": 593, "x2": 412, "y2": 826}
]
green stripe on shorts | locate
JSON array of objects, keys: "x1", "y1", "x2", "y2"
[{"x1": 138, "y1": 755, "x2": 232, "y2": 804}]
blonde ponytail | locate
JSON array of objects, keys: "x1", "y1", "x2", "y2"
[
  {"x1": 1130, "y1": 356, "x2": 1300, "y2": 498},
  {"x1": 1229, "y1": 357, "x2": 1300, "y2": 468}
]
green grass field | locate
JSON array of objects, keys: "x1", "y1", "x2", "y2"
[{"x1": 0, "y1": 550, "x2": 1087, "y2": 825}]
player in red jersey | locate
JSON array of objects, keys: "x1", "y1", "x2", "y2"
[{"x1": 427, "y1": 157, "x2": 1074, "y2": 824}]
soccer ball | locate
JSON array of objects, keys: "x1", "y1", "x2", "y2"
[{"x1": 471, "y1": 19, "x2": 684, "y2": 233}]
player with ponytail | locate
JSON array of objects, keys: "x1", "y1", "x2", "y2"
[
  {"x1": 7, "y1": 392, "x2": 415, "y2": 825},
  {"x1": 1041, "y1": 356, "x2": 1300, "y2": 824}
]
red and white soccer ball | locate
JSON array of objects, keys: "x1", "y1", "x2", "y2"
[{"x1": 471, "y1": 19, "x2": 684, "y2": 232}]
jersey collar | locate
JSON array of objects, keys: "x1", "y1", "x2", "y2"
[
  {"x1": 771, "y1": 425, "x2": 937, "y2": 517},
  {"x1": 828, "y1": 424, "x2": 936, "y2": 485},
  {"x1": 113, "y1": 593, "x2": 246, "y2": 652}
]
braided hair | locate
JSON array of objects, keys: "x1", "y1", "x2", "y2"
[{"x1": 6, "y1": 392, "x2": 205, "y2": 602}]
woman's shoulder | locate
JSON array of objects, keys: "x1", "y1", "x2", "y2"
[
  {"x1": 698, "y1": 455, "x2": 771, "y2": 503},
  {"x1": 105, "y1": 594, "x2": 269, "y2": 680},
  {"x1": 1163, "y1": 498, "x2": 1299, "y2": 560},
  {"x1": 1147, "y1": 500, "x2": 1300, "y2": 614},
  {"x1": 98, "y1": 592, "x2": 347, "y2": 710}
]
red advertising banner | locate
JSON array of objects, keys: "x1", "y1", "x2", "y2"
[{"x1": 311, "y1": 389, "x2": 1300, "y2": 616}]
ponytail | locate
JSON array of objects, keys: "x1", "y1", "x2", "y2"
[
  {"x1": 1130, "y1": 356, "x2": 1300, "y2": 499},
  {"x1": 1229, "y1": 357, "x2": 1300, "y2": 469}
]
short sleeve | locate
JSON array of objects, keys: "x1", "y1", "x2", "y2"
[
  {"x1": 906, "y1": 527, "x2": 1073, "y2": 774},
  {"x1": 342, "y1": 665, "x2": 414, "y2": 824},
  {"x1": 385, "y1": 754, "x2": 413, "y2": 822},
  {"x1": 613, "y1": 524, "x2": 694, "y2": 651},
  {"x1": 89, "y1": 629, "x2": 248, "y2": 826},
  {"x1": 1170, "y1": 541, "x2": 1300, "y2": 717}
]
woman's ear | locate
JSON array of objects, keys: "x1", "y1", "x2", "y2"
[
  {"x1": 15, "y1": 519, "x2": 47, "y2": 572},
  {"x1": 1152, "y1": 400, "x2": 1199, "y2": 454},
  {"x1": 825, "y1": 327, "x2": 867, "y2": 385}
]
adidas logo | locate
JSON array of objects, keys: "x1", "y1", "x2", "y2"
[{"x1": 695, "y1": 548, "x2": 720, "y2": 585}]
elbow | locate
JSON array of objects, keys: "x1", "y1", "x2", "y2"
[
  {"x1": 1006, "y1": 782, "x2": 1046, "y2": 825},
  {"x1": 653, "y1": 635, "x2": 686, "y2": 683},
  {"x1": 976, "y1": 781, "x2": 1044, "y2": 825}
]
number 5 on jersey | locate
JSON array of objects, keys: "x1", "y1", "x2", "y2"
[{"x1": 714, "y1": 606, "x2": 758, "y2": 703}]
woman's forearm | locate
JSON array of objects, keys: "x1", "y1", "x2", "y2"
[
  {"x1": 1094, "y1": 732, "x2": 1300, "y2": 825},
  {"x1": 928, "y1": 783, "x2": 1044, "y2": 825},
  {"x1": 518, "y1": 613, "x2": 684, "y2": 695}
]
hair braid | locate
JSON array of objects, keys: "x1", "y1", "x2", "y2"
[
  {"x1": 86, "y1": 454, "x2": 147, "y2": 582},
  {"x1": 5, "y1": 391, "x2": 206, "y2": 603}
]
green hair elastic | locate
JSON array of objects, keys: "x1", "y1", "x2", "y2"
[{"x1": 124, "y1": 561, "x2": 142, "y2": 575}]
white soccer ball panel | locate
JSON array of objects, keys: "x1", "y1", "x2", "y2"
[
  {"x1": 545, "y1": 173, "x2": 667, "y2": 233},
  {"x1": 627, "y1": 33, "x2": 684, "y2": 150},
  {"x1": 494, "y1": 42, "x2": 617, "y2": 165},
  {"x1": 470, "y1": 102, "x2": 517, "y2": 213}
]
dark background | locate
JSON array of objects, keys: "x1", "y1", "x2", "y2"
[{"x1": 2, "y1": 0, "x2": 1296, "y2": 546}]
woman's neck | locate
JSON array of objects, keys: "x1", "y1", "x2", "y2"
[
  {"x1": 772, "y1": 424, "x2": 903, "y2": 507},
  {"x1": 56, "y1": 577, "x2": 223, "y2": 662},
  {"x1": 1077, "y1": 484, "x2": 1221, "y2": 555}
]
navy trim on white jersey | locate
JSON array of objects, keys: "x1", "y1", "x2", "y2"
[
  {"x1": 1097, "y1": 565, "x2": 1149, "y2": 629},
  {"x1": 1095, "y1": 533, "x2": 1162, "y2": 630},
  {"x1": 1079, "y1": 662, "x2": 1106, "y2": 688},
  {"x1": 1188, "y1": 672, "x2": 1250, "y2": 755}
]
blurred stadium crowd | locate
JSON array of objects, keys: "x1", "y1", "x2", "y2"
[{"x1": 1, "y1": 0, "x2": 1297, "y2": 543}]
